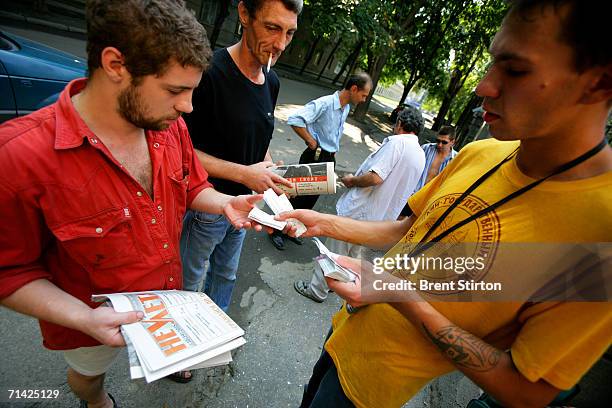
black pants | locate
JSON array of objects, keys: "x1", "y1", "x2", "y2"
[
  {"x1": 290, "y1": 147, "x2": 336, "y2": 210},
  {"x1": 300, "y1": 329, "x2": 354, "y2": 408}
]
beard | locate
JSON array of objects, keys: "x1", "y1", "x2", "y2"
[{"x1": 118, "y1": 83, "x2": 179, "y2": 131}]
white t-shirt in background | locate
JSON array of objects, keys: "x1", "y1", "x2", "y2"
[{"x1": 336, "y1": 134, "x2": 425, "y2": 221}]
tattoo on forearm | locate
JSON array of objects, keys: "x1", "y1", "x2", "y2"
[{"x1": 423, "y1": 324, "x2": 502, "y2": 372}]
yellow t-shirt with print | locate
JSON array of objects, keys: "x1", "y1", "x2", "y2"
[{"x1": 325, "y1": 138, "x2": 612, "y2": 408}]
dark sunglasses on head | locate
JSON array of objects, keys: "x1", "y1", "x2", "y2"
[{"x1": 436, "y1": 139, "x2": 449, "y2": 145}]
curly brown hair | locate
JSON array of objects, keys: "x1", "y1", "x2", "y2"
[{"x1": 86, "y1": 0, "x2": 212, "y2": 79}]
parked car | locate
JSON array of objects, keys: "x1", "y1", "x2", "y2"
[
  {"x1": 0, "y1": 30, "x2": 85, "y2": 124},
  {"x1": 388, "y1": 100, "x2": 422, "y2": 124}
]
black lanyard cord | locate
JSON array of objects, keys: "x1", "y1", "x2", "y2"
[{"x1": 409, "y1": 139, "x2": 608, "y2": 257}]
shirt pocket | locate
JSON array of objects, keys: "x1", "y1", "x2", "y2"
[
  {"x1": 168, "y1": 169, "x2": 189, "y2": 222},
  {"x1": 49, "y1": 207, "x2": 142, "y2": 272}
]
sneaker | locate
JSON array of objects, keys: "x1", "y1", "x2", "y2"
[
  {"x1": 286, "y1": 235, "x2": 303, "y2": 245},
  {"x1": 269, "y1": 233, "x2": 285, "y2": 250},
  {"x1": 294, "y1": 280, "x2": 325, "y2": 303}
]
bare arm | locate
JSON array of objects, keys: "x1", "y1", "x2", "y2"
[
  {"x1": 189, "y1": 188, "x2": 264, "y2": 230},
  {"x1": 195, "y1": 149, "x2": 247, "y2": 184},
  {"x1": 278, "y1": 211, "x2": 415, "y2": 250},
  {"x1": 325, "y1": 265, "x2": 563, "y2": 408},
  {"x1": 189, "y1": 187, "x2": 233, "y2": 215},
  {"x1": 390, "y1": 301, "x2": 561, "y2": 407},
  {"x1": 291, "y1": 126, "x2": 318, "y2": 150},
  {"x1": 341, "y1": 171, "x2": 383, "y2": 188},
  {"x1": 195, "y1": 149, "x2": 292, "y2": 195},
  {"x1": 264, "y1": 148, "x2": 273, "y2": 163},
  {"x1": 1, "y1": 280, "x2": 142, "y2": 346}
]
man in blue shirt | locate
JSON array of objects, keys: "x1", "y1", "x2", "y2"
[
  {"x1": 399, "y1": 126, "x2": 457, "y2": 219},
  {"x1": 269, "y1": 73, "x2": 372, "y2": 250},
  {"x1": 414, "y1": 126, "x2": 458, "y2": 193}
]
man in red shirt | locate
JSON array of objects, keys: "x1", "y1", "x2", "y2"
[{"x1": 0, "y1": 1, "x2": 262, "y2": 407}]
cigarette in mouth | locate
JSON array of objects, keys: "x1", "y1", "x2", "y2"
[{"x1": 266, "y1": 53, "x2": 272, "y2": 73}]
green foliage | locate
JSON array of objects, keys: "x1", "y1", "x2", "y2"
[
  {"x1": 301, "y1": 0, "x2": 507, "y2": 120},
  {"x1": 303, "y1": 0, "x2": 353, "y2": 41},
  {"x1": 448, "y1": 57, "x2": 490, "y2": 120},
  {"x1": 385, "y1": 0, "x2": 466, "y2": 88},
  {"x1": 421, "y1": 96, "x2": 442, "y2": 116}
]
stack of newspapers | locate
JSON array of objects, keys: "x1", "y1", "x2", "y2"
[
  {"x1": 312, "y1": 238, "x2": 357, "y2": 283},
  {"x1": 92, "y1": 290, "x2": 245, "y2": 383}
]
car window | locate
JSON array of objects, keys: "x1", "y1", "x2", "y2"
[{"x1": 0, "y1": 34, "x2": 18, "y2": 51}]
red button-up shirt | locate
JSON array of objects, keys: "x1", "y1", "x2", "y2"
[{"x1": 0, "y1": 79, "x2": 212, "y2": 349}]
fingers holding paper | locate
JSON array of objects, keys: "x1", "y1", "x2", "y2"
[
  {"x1": 276, "y1": 209, "x2": 328, "y2": 238},
  {"x1": 85, "y1": 306, "x2": 144, "y2": 347},
  {"x1": 223, "y1": 194, "x2": 265, "y2": 231},
  {"x1": 245, "y1": 161, "x2": 293, "y2": 195},
  {"x1": 322, "y1": 255, "x2": 366, "y2": 307}
]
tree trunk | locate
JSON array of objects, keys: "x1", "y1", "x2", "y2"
[
  {"x1": 352, "y1": 50, "x2": 391, "y2": 121},
  {"x1": 352, "y1": 0, "x2": 424, "y2": 121},
  {"x1": 455, "y1": 93, "x2": 483, "y2": 148},
  {"x1": 300, "y1": 35, "x2": 322, "y2": 75},
  {"x1": 432, "y1": 69, "x2": 462, "y2": 130},
  {"x1": 399, "y1": 83, "x2": 411, "y2": 107},
  {"x1": 366, "y1": 48, "x2": 375, "y2": 74},
  {"x1": 208, "y1": 0, "x2": 230, "y2": 48},
  {"x1": 432, "y1": 48, "x2": 482, "y2": 131},
  {"x1": 333, "y1": 39, "x2": 364, "y2": 85},
  {"x1": 399, "y1": 72, "x2": 420, "y2": 106},
  {"x1": 317, "y1": 37, "x2": 343, "y2": 80},
  {"x1": 342, "y1": 45, "x2": 363, "y2": 89}
]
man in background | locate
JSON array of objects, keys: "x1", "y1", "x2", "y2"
[
  {"x1": 416, "y1": 125, "x2": 458, "y2": 191},
  {"x1": 400, "y1": 125, "x2": 457, "y2": 218},
  {"x1": 269, "y1": 73, "x2": 373, "y2": 250},
  {"x1": 294, "y1": 106, "x2": 426, "y2": 303}
]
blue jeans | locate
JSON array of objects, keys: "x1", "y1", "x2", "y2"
[
  {"x1": 180, "y1": 210, "x2": 246, "y2": 311},
  {"x1": 300, "y1": 328, "x2": 354, "y2": 408}
]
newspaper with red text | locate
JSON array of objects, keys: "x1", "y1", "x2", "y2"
[
  {"x1": 271, "y1": 162, "x2": 336, "y2": 195},
  {"x1": 92, "y1": 290, "x2": 245, "y2": 383}
]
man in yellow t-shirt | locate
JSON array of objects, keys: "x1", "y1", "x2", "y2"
[{"x1": 278, "y1": 1, "x2": 612, "y2": 407}]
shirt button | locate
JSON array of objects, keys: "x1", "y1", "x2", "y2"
[
  {"x1": 157, "y1": 205, "x2": 163, "y2": 211},
  {"x1": 151, "y1": 218, "x2": 157, "y2": 224},
  {"x1": 163, "y1": 243, "x2": 169, "y2": 249},
  {"x1": 153, "y1": 142, "x2": 160, "y2": 148},
  {"x1": 164, "y1": 260, "x2": 171, "y2": 264},
  {"x1": 169, "y1": 276, "x2": 174, "y2": 282},
  {"x1": 136, "y1": 191, "x2": 143, "y2": 197},
  {"x1": 90, "y1": 138, "x2": 98, "y2": 144},
  {"x1": 95, "y1": 227, "x2": 103, "y2": 234}
]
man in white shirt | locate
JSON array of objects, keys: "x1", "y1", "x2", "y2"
[
  {"x1": 294, "y1": 106, "x2": 426, "y2": 302},
  {"x1": 269, "y1": 73, "x2": 372, "y2": 250}
]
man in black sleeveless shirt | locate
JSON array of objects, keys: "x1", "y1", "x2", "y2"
[{"x1": 177, "y1": 0, "x2": 302, "y2": 381}]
